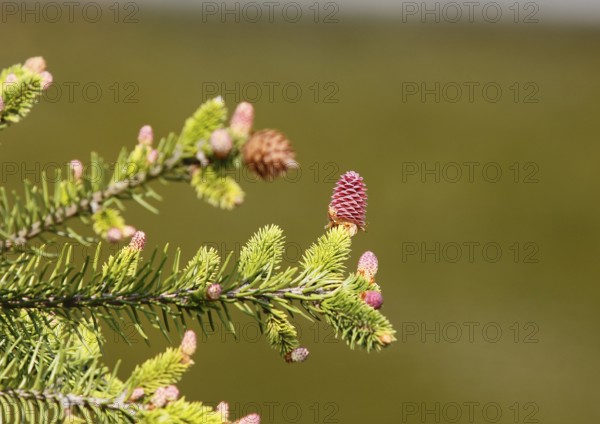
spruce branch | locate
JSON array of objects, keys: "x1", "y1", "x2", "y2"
[
  {"x1": 0, "y1": 225, "x2": 396, "y2": 357},
  {"x1": 0, "y1": 222, "x2": 394, "y2": 421},
  {"x1": 0, "y1": 57, "x2": 52, "y2": 131},
  {"x1": 0, "y1": 321, "x2": 232, "y2": 423},
  {"x1": 0, "y1": 169, "x2": 394, "y2": 423},
  {"x1": 0, "y1": 57, "x2": 393, "y2": 422},
  {"x1": 0, "y1": 97, "x2": 295, "y2": 254},
  {"x1": 0, "y1": 389, "x2": 134, "y2": 423}
]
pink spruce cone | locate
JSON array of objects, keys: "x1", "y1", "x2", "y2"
[
  {"x1": 230, "y1": 101, "x2": 254, "y2": 137},
  {"x1": 361, "y1": 290, "x2": 383, "y2": 310},
  {"x1": 357, "y1": 251, "x2": 378, "y2": 283},
  {"x1": 328, "y1": 171, "x2": 368, "y2": 233},
  {"x1": 0, "y1": 96, "x2": 4, "y2": 112},
  {"x1": 23, "y1": 56, "x2": 47, "y2": 74},
  {"x1": 138, "y1": 125, "x2": 153, "y2": 145},
  {"x1": 129, "y1": 231, "x2": 146, "y2": 251}
]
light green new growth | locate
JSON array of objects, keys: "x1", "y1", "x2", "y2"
[
  {"x1": 266, "y1": 308, "x2": 300, "y2": 356},
  {"x1": 191, "y1": 167, "x2": 244, "y2": 210},
  {"x1": 126, "y1": 348, "x2": 189, "y2": 395},
  {"x1": 238, "y1": 224, "x2": 285, "y2": 280},
  {"x1": 0, "y1": 59, "x2": 396, "y2": 423},
  {"x1": 301, "y1": 226, "x2": 352, "y2": 283},
  {"x1": 180, "y1": 97, "x2": 228, "y2": 149},
  {"x1": 0, "y1": 63, "x2": 45, "y2": 130}
]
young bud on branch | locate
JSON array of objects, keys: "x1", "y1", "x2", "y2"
[
  {"x1": 122, "y1": 225, "x2": 137, "y2": 238},
  {"x1": 362, "y1": 290, "x2": 383, "y2": 310},
  {"x1": 40, "y1": 71, "x2": 53, "y2": 89},
  {"x1": 23, "y1": 56, "x2": 47, "y2": 73},
  {"x1": 147, "y1": 149, "x2": 159, "y2": 164},
  {"x1": 230, "y1": 101, "x2": 254, "y2": 137},
  {"x1": 357, "y1": 251, "x2": 378, "y2": 283},
  {"x1": 164, "y1": 385, "x2": 179, "y2": 402},
  {"x1": 378, "y1": 333, "x2": 394, "y2": 346},
  {"x1": 285, "y1": 347, "x2": 310, "y2": 363},
  {"x1": 180, "y1": 330, "x2": 197, "y2": 357},
  {"x1": 69, "y1": 159, "x2": 84, "y2": 182},
  {"x1": 138, "y1": 125, "x2": 153, "y2": 145},
  {"x1": 151, "y1": 387, "x2": 168, "y2": 408},
  {"x1": 106, "y1": 227, "x2": 122, "y2": 243},
  {"x1": 129, "y1": 387, "x2": 145, "y2": 402},
  {"x1": 210, "y1": 128, "x2": 233, "y2": 159},
  {"x1": 206, "y1": 283, "x2": 222, "y2": 300}
]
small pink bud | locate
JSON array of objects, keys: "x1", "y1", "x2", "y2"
[
  {"x1": 328, "y1": 171, "x2": 368, "y2": 232},
  {"x1": 147, "y1": 149, "x2": 159, "y2": 164},
  {"x1": 361, "y1": 290, "x2": 383, "y2": 310},
  {"x1": 181, "y1": 330, "x2": 197, "y2": 357},
  {"x1": 210, "y1": 128, "x2": 233, "y2": 159},
  {"x1": 0, "y1": 96, "x2": 4, "y2": 112},
  {"x1": 230, "y1": 102, "x2": 254, "y2": 137},
  {"x1": 378, "y1": 333, "x2": 394, "y2": 346},
  {"x1": 129, "y1": 231, "x2": 146, "y2": 251},
  {"x1": 23, "y1": 56, "x2": 47, "y2": 73},
  {"x1": 357, "y1": 251, "x2": 378, "y2": 283},
  {"x1": 69, "y1": 159, "x2": 84, "y2": 182},
  {"x1": 5, "y1": 73, "x2": 18, "y2": 84},
  {"x1": 235, "y1": 413, "x2": 261, "y2": 424},
  {"x1": 122, "y1": 225, "x2": 137, "y2": 238},
  {"x1": 285, "y1": 347, "x2": 310, "y2": 363},
  {"x1": 164, "y1": 385, "x2": 179, "y2": 402},
  {"x1": 138, "y1": 125, "x2": 153, "y2": 145},
  {"x1": 107, "y1": 227, "x2": 122, "y2": 243},
  {"x1": 129, "y1": 387, "x2": 145, "y2": 402},
  {"x1": 39, "y1": 71, "x2": 53, "y2": 89},
  {"x1": 216, "y1": 402, "x2": 229, "y2": 420},
  {"x1": 152, "y1": 387, "x2": 168, "y2": 408},
  {"x1": 206, "y1": 283, "x2": 222, "y2": 300}
]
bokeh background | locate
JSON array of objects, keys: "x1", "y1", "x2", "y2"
[{"x1": 1, "y1": 1, "x2": 599, "y2": 422}]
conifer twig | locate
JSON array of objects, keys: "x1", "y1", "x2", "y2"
[{"x1": 0, "y1": 57, "x2": 394, "y2": 423}]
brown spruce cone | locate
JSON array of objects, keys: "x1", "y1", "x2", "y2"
[{"x1": 243, "y1": 129, "x2": 296, "y2": 180}]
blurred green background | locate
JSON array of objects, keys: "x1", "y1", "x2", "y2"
[{"x1": 1, "y1": 4, "x2": 599, "y2": 423}]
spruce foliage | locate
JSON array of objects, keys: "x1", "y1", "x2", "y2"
[{"x1": 0, "y1": 58, "x2": 395, "y2": 423}]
